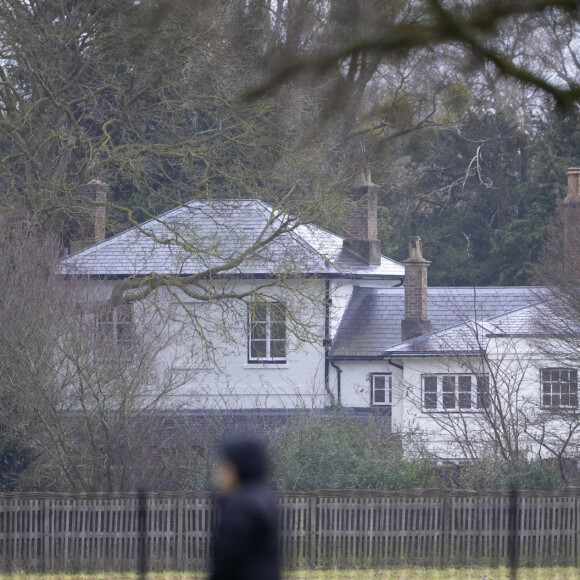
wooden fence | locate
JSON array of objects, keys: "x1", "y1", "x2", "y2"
[{"x1": 0, "y1": 489, "x2": 579, "y2": 571}]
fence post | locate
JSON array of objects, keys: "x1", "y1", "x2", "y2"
[
  {"x1": 309, "y1": 494, "x2": 317, "y2": 568},
  {"x1": 43, "y1": 498, "x2": 50, "y2": 572},
  {"x1": 574, "y1": 490, "x2": 580, "y2": 568},
  {"x1": 508, "y1": 486, "x2": 519, "y2": 579},
  {"x1": 138, "y1": 491, "x2": 147, "y2": 579},
  {"x1": 176, "y1": 497, "x2": 183, "y2": 570},
  {"x1": 439, "y1": 493, "x2": 450, "y2": 568}
]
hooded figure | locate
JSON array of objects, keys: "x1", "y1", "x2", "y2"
[{"x1": 210, "y1": 437, "x2": 280, "y2": 580}]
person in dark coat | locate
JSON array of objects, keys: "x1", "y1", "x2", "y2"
[{"x1": 210, "y1": 436, "x2": 280, "y2": 580}]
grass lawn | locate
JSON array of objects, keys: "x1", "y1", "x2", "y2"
[{"x1": 0, "y1": 569, "x2": 578, "y2": 579}]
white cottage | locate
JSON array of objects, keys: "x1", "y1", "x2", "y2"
[{"x1": 61, "y1": 182, "x2": 404, "y2": 411}]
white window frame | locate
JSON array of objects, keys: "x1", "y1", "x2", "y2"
[
  {"x1": 370, "y1": 373, "x2": 392, "y2": 406},
  {"x1": 248, "y1": 301, "x2": 286, "y2": 363},
  {"x1": 94, "y1": 302, "x2": 134, "y2": 354},
  {"x1": 421, "y1": 374, "x2": 489, "y2": 412},
  {"x1": 541, "y1": 368, "x2": 579, "y2": 409}
]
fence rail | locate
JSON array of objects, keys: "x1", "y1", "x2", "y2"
[{"x1": 0, "y1": 489, "x2": 579, "y2": 570}]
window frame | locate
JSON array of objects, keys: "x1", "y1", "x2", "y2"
[
  {"x1": 540, "y1": 368, "x2": 579, "y2": 410},
  {"x1": 421, "y1": 373, "x2": 489, "y2": 413},
  {"x1": 94, "y1": 302, "x2": 134, "y2": 356},
  {"x1": 370, "y1": 373, "x2": 392, "y2": 406},
  {"x1": 247, "y1": 301, "x2": 287, "y2": 364}
]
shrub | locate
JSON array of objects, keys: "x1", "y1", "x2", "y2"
[
  {"x1": 459, "y1": 456, "x2": 563, "y2": 491},
  {"x1": 268, "y1": 408, "x2": 439, "y2": 490}
]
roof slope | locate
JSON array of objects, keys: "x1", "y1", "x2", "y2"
[
  {"x1": 382, "y1": 303, "x2": 545, "y2": 357},
  {"x1": 330, "y1": 286, "x2": 546, "y2": 358},
  {"x1": 60, "y1": 199, "x2": 404, "y2": 278}
]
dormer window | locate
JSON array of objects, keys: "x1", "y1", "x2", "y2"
[{"x1": 248, "y1": 301, "x2": 286, "y2": 363}]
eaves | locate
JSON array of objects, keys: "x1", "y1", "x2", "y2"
[
  {"x1": 61, "y1": 272, "x2": 405, "y2": 282},
  {"x1": 329, "y1": 354, "x2": 386, "y2": 361},
  {"x1": 381, "y1": 350, "x2": 482, "y2": 358}
]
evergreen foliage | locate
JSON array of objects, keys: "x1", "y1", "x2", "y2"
[
  {"x1": 380, "y1": 102, "x2": 580, "y2": 286},
  {"x1": 459, "y1": 457, "x2": 565, "y2": 491},
  {"x1": 269, "y1": 409, "x2": 439, "y2": 491}
]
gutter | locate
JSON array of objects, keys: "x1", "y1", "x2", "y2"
[
  {"x1": 387, "y1": 359, "x2": 404, "y2": 370},
  {"x1": 329, "y1": 354, "x2": 385, "y2": 361}
]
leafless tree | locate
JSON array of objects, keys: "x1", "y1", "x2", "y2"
[{"x1": 0, "y1": 221, "x2": 202, "y2": 491}]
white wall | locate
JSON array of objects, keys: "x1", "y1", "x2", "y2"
[
  {"x1": 387, "y1": 338, "x2": 580, "y2": 460},
  {"x1": 75, "y1": 274, "x2": 403, "y2": 410}
]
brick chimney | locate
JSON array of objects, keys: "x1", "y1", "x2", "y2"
[
  {"x1": 401, "y1": 236, "x2": 432, "y2": 342},
  {"x1": 86, "y1": 180, "x2": 107, "y2": 243},
  {"x1": 70, "y1": 180, "x2": 108, "y2": 253},
  {"x1": 342, "y1": 168, "x2": 381, "y2": 265},
  {"x1": 564, "y1": 168, "x2": 580, "y2": 277}
]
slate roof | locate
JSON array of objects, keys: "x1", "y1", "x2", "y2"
[
  {"x1": 60, "y1": 199, "x2": 404, "y2": 279},
  {"x1": 382, "y1": 303, "x2": 545, "y2": 357},
  {"x1": 330, "y1": 286, "x2": 546, "y2": 358}
]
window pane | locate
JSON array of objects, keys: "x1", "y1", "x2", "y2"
[
  {"x1": 98, "y1": 309, "x2": 114, "y2": 324},
  {"x1": 374, "y1": 388, "x2": 386, "y2": 404},
  {"x1": 458, "y1": 376, "x2": 471, "y2": 409},
  {"x1": 270, "y1": 303, "x2": 286, "y2": 323},
  {"x1": 424, "y1": 392, "x2": 436, "y2": 409},
  {"x1": 117, "y1": 304, "x2": 132, "y2": 323},
  {"x1": 270, "y1": 340, "x2": 286, "y2": 359},
  {"x1": 374, "y1": 376, "x2": 385, "y2": 389},
  {"x1": 569, "y1": 371, "x2": 578, "y2": 408},
  {"x1": 270, "y1": 322, "x2": 286, "y2": 340},
  {"x1": 117, "y1": 322, "x2": 133, "y2": 347},
  {"x1": 424, "y1": 376, "x2": 437, "y2": 410},
  {"x1": 424, "y1": 376, "x2": 437, "y2": 391},
  {"x1": 477, "y1": 375, "x2": 490, "y2": 409},
  {"x1": 96, "y1": 307, "x2": 115, "y2": 347},
  {"x1": 442, "y1": 376, "x2": 456, "y2": 409},
  {"x1": 251, "y1": 323, "x2": 267, "y2": 340},
  {"x1": 251, "y1": 340, "x2": 267, "y2": 359},
  {"x1": 425, "y1": 393, "x2": 437, "y2": 409},
  {"x1": 251, "y1": 304, "x2": 268, "y2": 324},
  {"x1": 269, "y1": 303, "x2": 286, "y2": 359}
]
